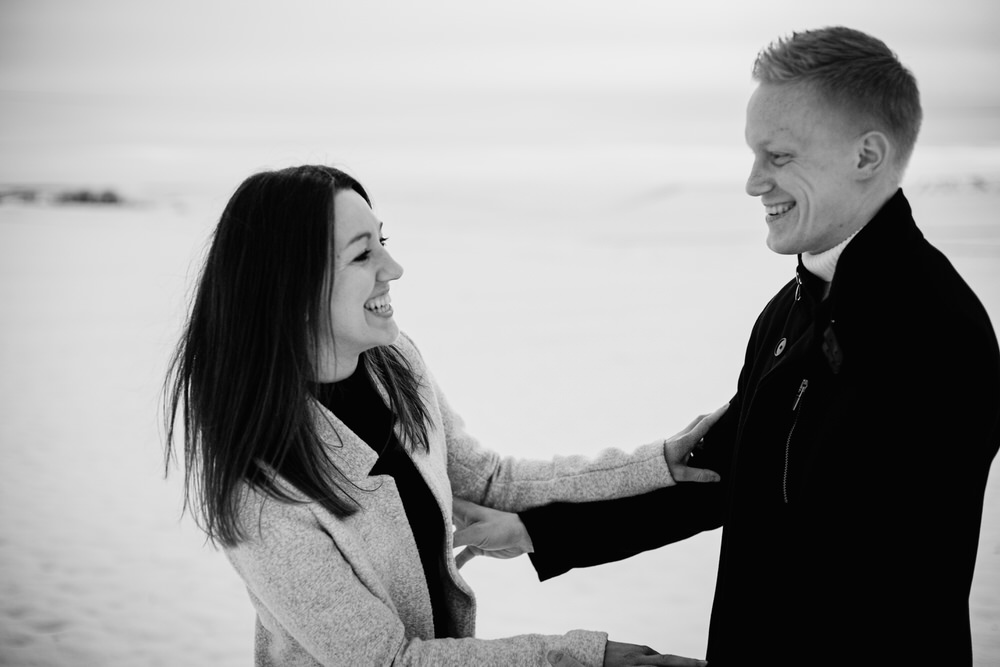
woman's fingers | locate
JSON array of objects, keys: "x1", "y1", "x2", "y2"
[{"x1": 683, "y1": 403, "x2": 729, "y2": 443}]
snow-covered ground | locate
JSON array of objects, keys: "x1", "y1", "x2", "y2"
[
  {"x1": 0, "y1": 179, "x2": 997, "y2": 666},
  {"x1": 2, "y1": 3, "x2": 999, "y2": 663}
]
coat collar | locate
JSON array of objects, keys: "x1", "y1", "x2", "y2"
[
  {"x1": 793, "y1": 189, "x2": 921, "y2": 307},
  {"x1": 309, "y1": 372, "x2": 455, "y2": 527},
  {"x1": 828, "y1": 188, "x2": 921, "y2": 299},
  {"x1": 310, "y1": 361, "x2": 404, "y2": 486},
  {"x1": 311, "y1": 399, "x2": 382, "y2": 489}
]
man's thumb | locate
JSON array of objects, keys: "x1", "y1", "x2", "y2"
[
  {"x1": 452, "y1": 525, "x2": 486, "y2": 549},
  {"x1": 455, "y1": 546, "x2": 481, "y2": 569},
  {"x1": 453, "y1": 498, "x2": 486, "y2": 524},
  {"x1": 685, "y1": 467, "x2": 721, "y2": 483}
]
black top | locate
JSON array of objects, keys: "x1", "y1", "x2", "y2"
[{"x1": 317, "y1": 364, "x2": 452, "y2": 638}]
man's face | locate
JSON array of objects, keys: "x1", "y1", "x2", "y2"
[{"x1": 744, "y1": 83, "x2": 866, "y2": 255}]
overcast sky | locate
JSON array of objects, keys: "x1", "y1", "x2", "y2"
[{"x1": 1, "y1": 0, "x2": 997, "y2": 187}]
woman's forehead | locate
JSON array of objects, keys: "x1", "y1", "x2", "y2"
[{"x1": 333, "y1": 190, "x2": 378, "y2": 244}]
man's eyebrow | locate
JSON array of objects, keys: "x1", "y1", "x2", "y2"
[{"x1": 749, "y1": 140, "x2": 787, "y2": 153}]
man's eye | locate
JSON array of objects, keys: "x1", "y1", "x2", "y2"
[{"x1": 770, "y1": 153, "x2": 791, "y2": 166}]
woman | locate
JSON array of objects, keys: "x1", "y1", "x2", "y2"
[{"x1": 164, "y1": 165, "x2": 722, "y2": 666}]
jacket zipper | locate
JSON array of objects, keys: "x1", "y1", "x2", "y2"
[{"x1": 783, "y1": 378, "x2": 809, "y2": 504}]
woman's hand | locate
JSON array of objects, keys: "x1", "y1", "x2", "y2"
[
  {"x1": 663, "y1": 404, "x2": 728, "y2": 483},
  {"x1": 547, "y1": 641, "x2": 707, "y2": 666},
  {"x1": 452, "y1": 498, "x2": 534, "y2": 569}
]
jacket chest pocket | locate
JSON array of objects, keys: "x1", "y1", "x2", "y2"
[
  {"x1": 776, "y1": 370, "x2": 857, "y2": 506},
  {"x1": 782, "y1": 378, "x2": 810, "y2": 504}
]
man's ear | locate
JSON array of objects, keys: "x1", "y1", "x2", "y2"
[{"x1": 855, "y1": 131, "x2": 890, "y2": 178}]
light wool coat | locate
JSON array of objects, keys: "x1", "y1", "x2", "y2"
[{"x1": 226, "y1": 334, "x2": 676, "y2": 666}]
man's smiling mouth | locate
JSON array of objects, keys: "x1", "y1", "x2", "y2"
[
  {"x1": 765, "y1": 202, "x2": 797, "y2": 222},
  {"x1": 766, "y1": 202, "x2": 796, "y2": 217}
]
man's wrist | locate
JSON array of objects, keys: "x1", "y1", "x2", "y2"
[{"x1": 515, "y1": 515, "x2": 535, "y2": 553}]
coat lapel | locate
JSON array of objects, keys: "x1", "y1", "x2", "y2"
[
  {"x1": 363, "y1": 374, "x2": 455, "y2": 530},
  {"x1": 363, "y1": 373, "x2": 473, "y2": 604},
  {"x1": 311, "y1": 399, "x2": 381, "y2": 489}
]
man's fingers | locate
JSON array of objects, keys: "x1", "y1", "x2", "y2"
[
  {"x1": 452, "y1": 497, "x2": 484, "y2": 526},
  {"x1": 455, "y1": 546, "x2": 481, "y2": 569},
  {"x1": 546, "y1": 650, "x2": 586, "y2": 667},
  {"x1": 635, "y1": 654, "x2": 707, "y2": 666},
  {"x1": 452, "y1": 524, "x2": 487, "y2": 549},
  {"x1": 544, "y1": 649, "x2": 704, "y2": 667}
]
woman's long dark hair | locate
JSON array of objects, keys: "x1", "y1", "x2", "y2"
[{"x1": 163, "y1": 165, "x2": 431, "y2": 547}]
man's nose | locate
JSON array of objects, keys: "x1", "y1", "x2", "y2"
[{"x1": 745, "y1": 159, "x2": 772, "y2": 197}]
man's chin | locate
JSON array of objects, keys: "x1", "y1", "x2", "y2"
[{"x1": 765, "y1": 234, "x2": 803, "y2": 256}]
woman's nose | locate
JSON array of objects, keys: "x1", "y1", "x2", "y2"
[{"x1": 379, "y1": 249, "x2": 404, "y2": 282}]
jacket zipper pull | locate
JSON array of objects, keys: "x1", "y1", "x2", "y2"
[
  {"x1": 792, "y1": 378, "x2": 809, "y2": 411},
  {"x1": 794, "y1": 271, "x2": 803, "y2": 302}
]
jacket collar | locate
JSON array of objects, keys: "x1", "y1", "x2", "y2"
[
  {"x1": 310, "y1": 376, "x2": 453, "y2": 525},
  {"x1": 311, "y1": 399, "x2": 383, "y2": 489},
  {"x1": 830, "y1": 188, "x2": 920, "y2": 294},
  {"x1": 795, "y1": 189, "x2": 920, "y2": 307}
]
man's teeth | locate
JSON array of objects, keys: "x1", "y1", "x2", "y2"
[
  {"x1": 364, "y1": 294, "x2": 392, "y2": 313},
  {"x1": 766, "y1": 202, "x2": 796, "y2": 216}
]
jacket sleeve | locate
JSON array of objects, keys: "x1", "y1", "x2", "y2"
[
  {"x1": 395, "y1": 331, "x2": 678, "y2": 513},
  {"x1": 435, "y1": 373, "x2": 678, "y2": 512},
  {"x1": 511, "y1": 295, "x2": 768, "y2": 581},
  {"x1": 227, "y1": 494, "x2": 608, "y2": 667},
  {"x1": 520, "y1": 395, "x2": 737, "y2": 581}
]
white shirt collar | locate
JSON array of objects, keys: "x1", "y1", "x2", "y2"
[{"x1": 801, "y1": 227, "x2": 864, "y2": 283}]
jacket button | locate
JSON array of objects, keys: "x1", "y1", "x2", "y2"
[{"x1": 774, "y1": 338, "x2": 787, "y2": 357}]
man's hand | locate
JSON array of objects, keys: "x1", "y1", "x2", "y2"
[
  {"x1": 452, "y1": 497, "x2": 534, "y2": 569},
  {"x1": 663, "y1": 404, "x2": 728, "y2": 483},
  {"x1": 546, "y1": 640, "x2": 707, "y2": 666}
]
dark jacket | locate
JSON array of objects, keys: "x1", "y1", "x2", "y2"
[{"x1": 521, "y1": 190, "x2": 1000, "y2": 666}]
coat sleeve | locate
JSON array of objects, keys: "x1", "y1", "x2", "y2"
[
  {"x1": 227, "y1": 493, "x2": 608, "y2": 667},
  {"x1": 519, "y1": 394, "x2": 736, "y2": 580},
  {"x1": 433, "y1": 373, "x2": 677, "y2": 512},
  {"x1": 514, "y1": 304, "x2": 761, "y2": 581},
  {"x1": 396, "y1": 331, "x2": 677, "y2": 513}
]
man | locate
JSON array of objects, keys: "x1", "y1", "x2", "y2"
[{"x1": 454, "y1": 27, "x2": 1000, "y2": 666}]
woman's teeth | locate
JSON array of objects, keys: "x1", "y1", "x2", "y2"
[{"x1": 364, "y1": 294, "x2": 392, "y2": 314}]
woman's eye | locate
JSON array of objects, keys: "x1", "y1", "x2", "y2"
[{"x1": 351, "y1": 235, "x2": 387, "y2": 262}]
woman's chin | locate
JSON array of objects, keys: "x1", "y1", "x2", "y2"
[{"x1": 372, "y1": 318, "x2": 400, "y2": 346}]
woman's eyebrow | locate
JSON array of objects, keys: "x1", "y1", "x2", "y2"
[{"x1": 345, "y1": 231, "x2": 372, "y2": 246}]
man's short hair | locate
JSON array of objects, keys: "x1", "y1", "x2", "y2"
[{"x1": 752, "y1": 26, "x2": 922, "y2": 169}]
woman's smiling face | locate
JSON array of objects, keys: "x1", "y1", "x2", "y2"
[{"x1": 314, "y1": 188, "x2": 403, "y2": 382}]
